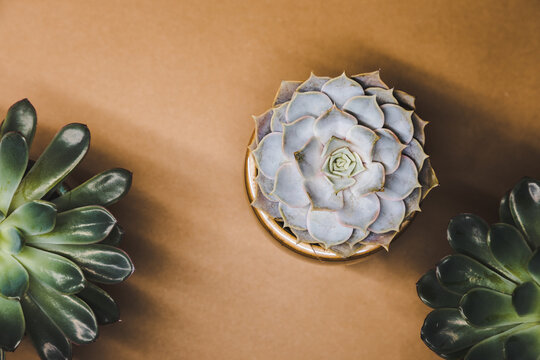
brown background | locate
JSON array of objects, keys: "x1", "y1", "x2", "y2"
[{"x1": 1, "y1": 0, "x2": 539, "y2": 359}]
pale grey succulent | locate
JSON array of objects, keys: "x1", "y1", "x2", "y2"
[{"x1": 250, "y1": 71, "x2": 438, "y2": 257}]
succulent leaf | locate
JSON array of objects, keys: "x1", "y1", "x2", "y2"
[
  {"x1": 488, "y1": 223, "x2": 532, "y2": 282},
  {"x1": 1, "y1": 200, "x2": 56, "y2": 236},
  {"x1": 0, "y1": 252, "x2": 29, "y2": 298},
  {"x1": 10, "y1": 123, "x2": 90, "y2": 210},
  {"x1": 528, "y1": 249, "x2": 540, "y2": 285},
  {"x1": 100, "y1": 224, "x2": 124, "y2": 246},
  {"x1": 416, "y1": 269, "x2": 461, "y2": 308},
  {"x1": 273, "y1": 80, "x2": 301, "y2": 106},
  {"x1": 504, "y1": 324, "x2": 540, "y2": 360},
  {"x1": 77, "y1": 282, "x2": 119, "y2": 325},
  {"x1": 508, "y1": 177, "x2": 540, "y2": 248},
  {"x1": 0, "y1": 133, "x2": 28, "y2": 215},
  {"x1": 0, "y1": 99, "x2": 37, "y2": 148},
  {"x1": 26, "y1": 206, "x2": 116, "y2": 245},
  {"x1": 52, "y1": 168, "x2": 132, "y2": 212},
  {"x1": 21, "y1": 294, "x2": 71, "y2": 360},
  {"x1": 0, "y1": 295, "x2": 25, "y2": 351}
]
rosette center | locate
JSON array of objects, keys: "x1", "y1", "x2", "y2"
[{"x1": 323, "y1": 147, "x2": 364, "y2": 180}]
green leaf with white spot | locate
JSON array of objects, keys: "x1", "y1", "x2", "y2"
[
  {"x1": 53, "y1": 168, "x2": 132, "y2": 211},
  {"x1": 0, "y1": 132, "x2": 28, "y2": 215},
  {"x1": 508, "y1": 177, "x2": 540, "y2": 248},
  {"x1": 0, "y1": 252, "x2": 28, "y2": 299},
  {"x1": 10, "y1": 123, "x2": 90, "y2": 210},
  {"x1": 78, "y1": 282, "x2": 119, "y2": 324},
  {"x1": 0, "y1": 200, "x2": 56, "y2": 236},
  {"x1": 0, "y1": 294, "x2": 24, "y2": 351},
  {"x1": 0, "y1": 99, "x2": 37, "y2": 148},
  {"x1": 100, "y1": 223, "x2": 124, "y2": 246}
]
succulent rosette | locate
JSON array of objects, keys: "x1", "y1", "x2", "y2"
[
  {"x1": 0, "y1": 100, "x2": 133, "y2": 360},
  {"x1": 250, "y1": 71, "x2": 438, "y2": 256},
  {"x1": 417, "y1": 178, "x2": 540, "y2": 359}
]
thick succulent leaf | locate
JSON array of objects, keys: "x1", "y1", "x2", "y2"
[
  {"x1": 27, "y1": 279, "x2": 98, "y2": 345},
  {"x1": 505, "y1": 324, "x2": 540, "y2": 360},
  {"x1": 1, "y1": 200, "x2": 56, "y2": 236},
  {"x1": 286, "y1": 91, "x2": 333, "y2": 123},
  {"x1": 418, "y1": 158, "x2": 439, "y2": 199},
  {"x1": 270, "y1": 102, "x2": 287, "y2": 132},
  {"x1": 417, "y1": 269, "x2": 461, "y2": 308},
  {"x1": 508, "y1": 177, "x2": 540, "y2": 248},
  {"x1": 295, "y1": 136, "x2": 323, "y2": 179},
  {"x1": 349, "y1": 162, "x2": 385, "y2": 197},
  {"x1": 0, "y1": 132, "x2": 28, "y2": 215},
  {"x1": 307, "y1": 209, "x2": 353, "y2": 247},
  {"x1": 337, "y1": 192, "x2": 379, "y2": 230},
  {"x1": 372, "y1": 128, "x2": 404, "y2": 174},
  {"x1": 342, "y1": 95, "x2": 384, "y2": 129},
  {"x1": 365, "y1": 87, "x2": 398, "y2": 105},
  {"x1": 296, "y1": 73, "x2": 330, "y2": 92},
  {"x1": 0, "y1": 227, "x2": 24, "y2": 254},
  {"x1": 321, "y1": 73, "x2": 365, "y2": 108},
  {"x1": 282, "y1": 116, "x2": 315, "y2": 159},
  {"x1": 421, "y1": 308, "x2": 511, "y2": 356},
  {"x1": 488, "y1": 223, "x2": 532, "y2": 282},
  {"x1": 368, "y1": 197, "x2": 405, "y2": 234},
  {"x1": 26, "y1": 205, "x2": 116, "y2": 245},
  {"x1": 393, "y1": 89, "x2": 416, "y2": 110},
  {"x1": 10, "y1": 123, "x2": 91, "y2": 210},
  {"x1": 100, "y1": 223, "x2": 124, "y2": 246},
  {"x1": 21, "y1": 294, "x2": 71, "y2": 359},
  {"x1": 273, "y1": 80, "x2": 301, "y2": 105},
  {"x1": 465, "y1": 324, "x2": 535, "y2": 360},
  {"x1": 351, "y1": 70, "x2": 389, "y2": 89},
  {"x1": 436, "y1": 254, "x2": 517, "y2": 295},
  {"x1": 279, "y1": 203, "x2": 308, "y2": 230},
  {"x1": 253, "y1": 132, "x2": 286, "y2": 179},
  {"x1": 359, "y1": 231, "x2": 396, "y2": 250},
  {"x1": 304, "y1": 175, "x2": 344, "y2": 210},
  {"x1": 251, "y1": 188, "x2": 281, "y2": 219},
  {"x1": 345, "y1": 125, "x2": 379, "y2": 163},
  {"x1": 52, "y1": 168, "x2": 132, "y2": 211},
  {"x1": 0, "y1": 99, "x2": 37, "y2": 148},
  {"x1": 321, "y1": 136, "x2": 352, "y2": 158},
  {"x1": 381, "y1": 104, "x2": 414, "y2": 144},
  {"x1": 331, "y1": 230, "x2": 369, "y2": 257},
  {"x1": 460, "y1": 288, "x2": 537, "y2": 327},
  {"x1": 15, "y1": 246, "x2": 84, "y2": 295},
  {"x1": 512, "y1": 281, "x2": 540, "y2": 316},
  {"x1": 272, "y1": 163, "x2": 310, "y2": 208},
  {"x1": 377, "y1": 156, "x2": 419, "y2": 201},
  {"x1": 498, "y1": 191, "x2": 516, "y2": 227},
  {"x1": 404, "y1": 187, "x2": 422, "y2": 218},
  {"x1": 528, "y1": 249, "x2": 540, "y2": 285},
  {"x1": 256, "y1": 171, "x2": 277, "y2": 201},
  {"x1": 253, "y1": 109, "x2": 273, "y2": 145},
  {"x1": 313, "y1": 107, "x2": 357, "y2": 144},
  {"x1": 402, "y1": 138, "x2": 428, "y2": 170},
  {"x1": 77, "y1": 282, "x2": 119, "y2": 324},
  {"x1": 290, "y1": 228, "x2": 319, "y2": 244},
  {"x1": 412, "y1": 113, "x2": 428, "y2": 145},
  {"x1": 36, "y1": 243, "x2": 134, "y2": 284},
  {"x1": 0, "y1": 252, "x2": 28, "y2": 299},
  {"x1": 0, "y1": 295, "x2": 25, "y2": 351}
]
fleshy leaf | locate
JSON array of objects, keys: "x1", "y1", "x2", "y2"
[
  {"x1": 349, "y1": 162, "x2": 385, "y2": 197},
  {"x1": 381, "y1": 104, "x2": 414, "y2": 144},
  {"x1": 253, "y1": 109, "x2": 273, "y2": 144},
  {"x1": 52, "y1": 168, "x2": 132, "y2": 212},
  {"x1": 321, "y1": 73, "x2": 365, "y2": 108},
  {"x1": 21, "y1": 294, "x2": 72, "y2": 359},
  {"x1": 499, "y1": 191, "x2": 516, "y2": 227},
  {"x1": 36, "y1": 243, "x2": 134, "y2": 284},
  {"x1": 0, "y1": 295, "x2": 25, "y2": 351},
  {"x1": 345, "y1": 125, "x2": 379, "y2": 163},
  {"x1": 402, "y1": 138, "x2": 428, "y2": 170},
  {"x1": 412, "y1": 113, "x2": 428, "y2": 145},
  {"x1": 512, "y1": 281, "x2": 540, "y2": 316},
  {"x1": 359, "y1": 231, "x2": 396, "y2": 250},
  {"x1": 296, "y1": 73, "x2": 330, "y2": 92},
  {"x1": 0, "y1": 200, "x2": 56, "y2": 236},
  {"x1": 290, "y1": 228, "x2": 318, "y2": 244},
  {"x1": 273, "y1": 80, "x2": 301, "y2": 105},
  {"x1": 295, "y1": 137, "x2": 323, "y2": 179},
  {"x1": 365, "y1": 87, "x2": 398, "y2": 105},
  {"x1": 342, "y1": 95, "x2": 384, "y2": 129},
  {"x1": 337, "y1": 192, "x2": 379, "y2": 230},
  {"x1": 351, "y1": 70, "x2": 389, "y2": 89},
  {"x1": 368, "y1": 196, "x2": 405, "y2": 234},
  {"x1": 279, "y1": 203, "x2": 308, "y2": 230},
  {"x1": 0, "y1": 132, "x2": 28, "y2": 214},
  {"x1": 393, "y1": 89, "x2": 416, "y2": 110},
  {"x1": 528, "y1": 249, "x2": 540, "y2": 285},
  {"x1": 10, "y1": 123, "x2": 91, "y2": 210},
  {"x1": 508, "y1": 177, "x2": 540, "y2": 248},
  {"x1": 465, "y1": 324, "x2": 534, "y2": 360},
  {"x1": 15, "y1": 246, "x2": 84, "y2": 295},
  {"x1": 416, "y1": 269, "x2": 461, "y2": 308},
  {"x1": 272, "y1": 163, "x2": 310, "y2": 208},
  {"x1": 100, "y1": 223, "x2": 124, "y2": 246},
  {"x1": 404, "y1": 187, "x2": 422, "y2": 218},
  {"x1": 0, "y1": 99, "x2": 37, "y2": 148},
  {"x1": 77, "y1": 282, "x2": 120, "y2": 325},
  {"x1": 488, "y1": 223, "x2": 532, "y2": 282},
  {"x1": 27, "y1": 278, "x2": 98, "y2": 344},
  {"x1": 282, "y1": 116, "x2": 315, "y2": 159},
  {"x1": 504, "y1": 324, "x2": 540, "y2": 360},
  {"x1": 251, "y1": 188, "x2": 281, "y2": 219},
  {"x1": 419, "y1": 158, "x2": 439, "y2": 199},
  {"x1": 252, "y1": 133, "x2": 285, "y2": 179},
  {"x1": 436, "y1": 254, "x2": 517, "y2": 295},
  {"x1": 377, "y1": 155, "x2": 419, "y2": 201},
  {"x1": 270, "y1": 102, "x2": 287, "y2": 132},
  {"x1": 26, "y1": 205, "x2": 116, "y2": 245},
  {"x1": 313, "y1": 107, "x2": 357, "y2": 144},
  {"x1": 255, "y1": 171, "x2": 277, "y2": 201},
  {"x1": 304, "y1": 175, "x2": 344, "y2": 210},
  {"x1": 372, "y1": 128, "x2": 404, "y2": 174},
  {"x1": 0, "y1": 251, "x2": 28, "y2": 299},
  {"x1": 286, "y1": 91, "x2": 333, "y2": 123},
  {"x1": 307, "y1": 209, "x2": 353, "y2": 247}
]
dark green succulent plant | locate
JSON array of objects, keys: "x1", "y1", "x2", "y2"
[
  {"x1": 0, "y1": 99, "x2": 133, "y2": 360},
  {"x1": 417, "y1": 178, "x2": 540, "y2": 360}
]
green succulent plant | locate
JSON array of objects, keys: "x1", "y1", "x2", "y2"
[
  {"x1": 417, "y1": 178, "x2": 540, "y2": 359},
  {"x1": 0, "y1": 99, "x2": 134, "y2": 360}
]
